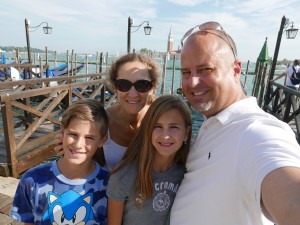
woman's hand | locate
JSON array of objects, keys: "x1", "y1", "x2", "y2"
[{"x1": 53, "y1": 132, "x2": 63, "y2": 153}]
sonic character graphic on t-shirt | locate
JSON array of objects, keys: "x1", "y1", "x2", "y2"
[{"x1": 42, "y1": 190, "x2": 94, "y2": 224}]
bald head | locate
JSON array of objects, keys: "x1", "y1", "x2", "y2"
[
  {"x1": 182, "y1": 30, "x2": 237, "y2": 61},
  {"x1": 180, "y1": 30, "x2": 245, "y2": 118}
]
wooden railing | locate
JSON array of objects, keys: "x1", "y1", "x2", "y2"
[
  {"x1": 263, "y1": 81, "x2": 300, "y2": 142},
  {"x1": 0, "y1": 73, "x2": 116, "y2": 177}
]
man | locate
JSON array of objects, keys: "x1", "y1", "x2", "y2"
[
  {"x1": 170, "y1": 21, "x2": 300, "y2": 225},
  {"x1": 272, "y1": 59, "x2": 300, "y2": 90}
]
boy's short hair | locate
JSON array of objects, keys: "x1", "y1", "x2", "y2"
[{"x1": 61, "y1": 99, "x2": 108, "y2": 137}]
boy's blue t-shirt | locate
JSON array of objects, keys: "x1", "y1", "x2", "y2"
[{"x1": 10, "y1": 160, "x2": 109, "y2": 225}]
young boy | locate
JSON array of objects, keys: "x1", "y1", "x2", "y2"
[{"x1": 10, "y1": 99, "x2": 109, "y2": 225}]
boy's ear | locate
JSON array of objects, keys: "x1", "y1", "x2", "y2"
[{"x1": 98, "y1": 134, "x2": 108, "y2": 147}]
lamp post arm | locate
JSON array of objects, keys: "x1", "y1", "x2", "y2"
[
  {"x1": 29, "y1": 22, "x2": 50, "y2": 32},
  {"x1": 131, "y1": 21, "x2": 150, "y2": 33}
]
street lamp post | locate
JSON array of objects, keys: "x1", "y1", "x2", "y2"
[
  {"x1": 127, "y1": 17, "x2": 152, "y2": 53},
  {"x1": 264, "y1": 15, "x2": 298, "y2": 108},
  {"x1": 25, "y1": 18, "x2": 52, "y2": 64}
]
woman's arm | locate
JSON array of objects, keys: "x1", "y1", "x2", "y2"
[
  {"x1": 53, "y1": 132, "x2": 63, "y2": 153},
  {"x1": 107, "y1": 198, "x2": 125, "y2": 225}
]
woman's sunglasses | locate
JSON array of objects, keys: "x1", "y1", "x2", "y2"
[
  {"x1": 115, "y1": 79, "x2": 153, "y2": 93},
  {"x1": 181, "y1": 21, "x2": 237, "y2": 60}
]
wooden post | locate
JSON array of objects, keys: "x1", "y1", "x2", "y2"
[
  {"x1": 243, "y1": 60, "x2": 250, "y2": 87},
  {"x1": 67, "y1": 50, "x2": 69, "y2": 77},
  {"x1": 99, "y1": 52, "x2": 105, "y2": 104},
  {"x1": 33, "y1": 53, "x2": 36, "y2": 65},
  {"x1": 251, "y1": 62, "x2": 260, "y2": 96},
  {"x1": 16, "y1": 49, "x2": 19, "y2": 63},
  {"x1": 99, "y1": 52, "x2": 103, "y2": 74},
  {"x1": 70, "y1": 49, "x2": 74, "y2": 76},
  {"x1": 253, "y1": 63, "x2": 263, "y2": 97},
  {"x1": 45, "y1": 46, "x2": 49, "y2": 78},
  {"x1": 105, "y1": 52, "x2": 109, "y2": 71},
  {"x1": 74, "y1": 53, "x2": 77, "y2": 82},
  {"x1": 39, "y1": 56, "x2": 45, "y2": 88},
  {"x1": 160, "y1": 54, "x2": 167, "y2": 95},
  {"x1": 258, "y1": 64, "x2": 268, "y2": 107},
  {"x1": 171, "y1": 54, "x2": 176, "y2": 94},
  {"x1": 1, "y1": 94, "x2": 19, "y2": 177},
  {"x1": 75, "y1": 53, "x2": 77, "y2": 76},
  {"x1": 39, "y1": 56, "x2": 44, "y2": 78},
  {"x1": 96, "y1": 52, "x2": 99, "y2": 74},
  {"x1": 45, "y1": 46, "x2": 48, "y2": 65},
  {"x1": 86, "y1": 53, "x2": 88, "y2": 75},
  {"x1": 54, "y1": 51, "x2": 57, "y2": 67}
]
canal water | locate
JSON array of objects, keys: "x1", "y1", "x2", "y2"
[{"x1": 1, "y1": 52, "x2": 287, "y2": 138}]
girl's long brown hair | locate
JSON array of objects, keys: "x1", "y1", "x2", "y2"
[{"x1": 111, "y1": 95, "x2": 192, "y2": 206}]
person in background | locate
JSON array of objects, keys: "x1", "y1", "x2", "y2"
[
  {"x1": 54, "y1": 53, "x2": 160, "y2": 171},
  {"x1": 271, "y1": 59, "x2": 300, "y2": 90},
  {"x1": 170, "y1": 21, "x2": 300, "y2": 225},
  {"x1": 106, "y1": 95, "x2": 192, "y2": 225},
  {"x1": 10, "y1": 99, "x2": 109, "y2": 225}
]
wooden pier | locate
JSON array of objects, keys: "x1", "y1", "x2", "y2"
[{"x1": 0, "y1": 62, "x2": 117, "y2": 177}]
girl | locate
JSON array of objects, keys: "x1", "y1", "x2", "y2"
[{"x1": 106, "y1": 95, "x2": 192, "y2": 225}]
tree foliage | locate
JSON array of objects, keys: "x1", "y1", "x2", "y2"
[
  {"x1": 139, "y1": 48, "x2": 154, "y2": 56},
  {"x1": 0, "y1": 46, "x2": 54, "y2": 53}
]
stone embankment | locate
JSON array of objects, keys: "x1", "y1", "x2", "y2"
[{"x1": 0, "y1": 176, "x2": 23, "y2": 225}]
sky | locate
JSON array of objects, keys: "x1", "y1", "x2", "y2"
[{"x1": 0, "y1": 0, "x2": 299, "y2": 62}]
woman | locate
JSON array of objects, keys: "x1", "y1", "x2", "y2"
[{"x1": 55, "y1": 53, "x2": 160, "y2": 171}]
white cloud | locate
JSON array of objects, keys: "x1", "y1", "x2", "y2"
[{"x1": 166, "y1": 0, "x2": 208, "y2": 6}]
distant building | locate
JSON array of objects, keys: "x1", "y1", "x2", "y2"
[
  {"x1": 167, "y1": 26, "x2": 173, "y2": 53},
  {"x1": 157, "y1": 25, "x2": 181, "y2": 59}
]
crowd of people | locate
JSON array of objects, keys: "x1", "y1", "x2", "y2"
[{"x1": 10, "y1": 21, "x2": 300, "y2": 225}]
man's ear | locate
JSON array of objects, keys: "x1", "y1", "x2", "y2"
[
  {"x1": 98, "y1": 134, "x2": 108, "y2": 148},
  {"x1": 233, "y1": 60, "x2": 242, "y2": 78}
]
